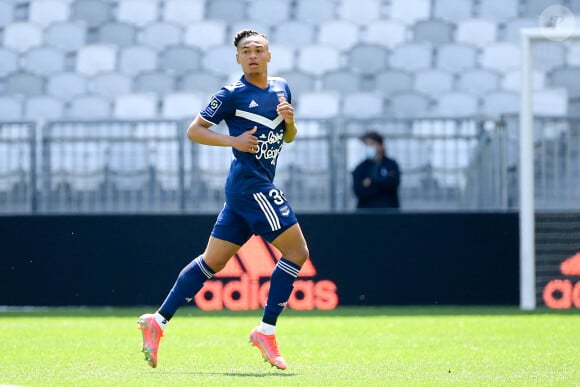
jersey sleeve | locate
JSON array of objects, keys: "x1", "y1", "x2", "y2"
[{"x1": 199, "y1": 88, "x2": 234, "y2": 125}]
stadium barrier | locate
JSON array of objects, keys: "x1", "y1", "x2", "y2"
[{"x1": 0, "y1": 212, "x2": 519, "y2": 307}]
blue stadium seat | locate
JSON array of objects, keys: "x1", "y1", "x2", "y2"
[
  {"x1": 504, "y1": 18, "x2": 536, "y2": 44},
  {"x1": 413, "y1": 69, "x2": 453, "y2": 98},
  {"x1": 0, "y1": 48, "x2": 19, "y2": 78},
  {"x1": 338, "y1": 0, "x2": 381, "y2": 25},
  {"x1": 433, "y1": 0, "x2": 472, "y2": 22},
  {"x1": 389, "y1": 92, "x2": 432, "y2": 117},
  {"x1": 71, "y1": 0, "x2": 113, "y2": 28},
  {"x1": 201, "y1": 45, "x2": 239, "y2": 76},
  {"x1": 318, "y1": 20, "x2": 360, "y2": 51},
  {"x1": 322, "y1": 70, "x2": 361, "y2": 94},
  {"x1": 67, "y1": 94, "x2": 111, "y2": 118},
  {"x1": 375, "y1": 70, "x2": 413, "y2": 97},
  {"x1": 549, "y1": 67, "x2": 580, "y2": 98},
  {"x1": 5, "y1": 72, "x2": 44, "y2": 96},
  {"x1": 456, "y1": 19, "x2": 497, "y2": 48},
  {"x1": 533, "y1": 89, "x2": 568, "y2": 116},
  {"x1": 0, "y1": 97, "x2": 23, "y2": 121},
  {"x1": 271, "y1": 21, "x2": 316, "y2": 49},
  {"x1": 116, "y1": 0, "x2": 158, "y2": 27},
  {"x1": 163, "y1": 0, "x2": 205, "y2": 26},
  {"x1": 206, "y1": 0, "x2": 247, "y2": 23},
  {"x1": 247, "y1": 0, "x2": 291, "y2": 26},
  {"x1": 348, "y1": 44, "x2": 389, "y2": 75},
  {"x1": 118, "y1": 45, "x2": 157, "y2": 76},
  {"x1": 29, "y1": 0, "x2": 70, "y2": 27},
  {"x1": 413, "y1": 19, "x2": 454, "y2": 46},
  {"x1": 480, "y1": 0, "x2": 519, "y2": 22},
  {"x1": 113, "y1": 93, "x2": 158, "y2": 119},
  {"x1": 480, "y1": 43, "x2": 520, "y2": 73},
  {"x1": 390, "y1": 43, "x2": 433, "y2": 72},
  {"x1": 180, "y1": 71, "x2": 226, "y2": 93},
  {"x1": 161, "y1": 45, "x2": 202, "y2": 75},
  {"x1": 47, "y1": 72, "x2": 87, "y2": 100},
  {"x1": 0, "y1": 1, "x2": 14, "y2": 27},
  {"x1": 267, "y1": 44, "x2": 295, "y2": 76},
  {"x1": 297, "y1": 45, "x2": 341, "y2": 76},
  {"x1": 161, "y1": 92, "x2": 204, "y2": 119},
  {"x1": 434, "y1": 92, "x2": 478, "y2": 117},
  {"x1": 76, "y1": 45, "x2": 117, "y2": 76},
  {"x1": 22, "y1": 47, "x2": 66, "y2": 76},
  {"x1": 45, "y1": 22, "x2": 87, "y2": 51},
  {"x1": 458, "y1": 68, "x2": 500, "y2": 95},
  {"x1": 277, "y1": 70, "x2": 316, "y2": 97},
  {"x1": 390, "y1": 0, "x2": 431, "y2": 25},
  {"x1": 480, "y1": 91, "x2": 519, "y2": 115},
  {"x1": 533, "y1": 41, "x2": 566, "y2": 72},
  {"x1": 342, "y1": 92, "x2": 384, "y2": 118},
  {"x1": 24, "y1": 96, "x2": 64, "y2": 120},
  {"x1": 140, "y1": 22, "x2": 182, "y2": 50},
  {"x1": 3, "y1": 22, "x2": 43, "y2": 52},
  {"x1": 296, "y1": 92, "x2": 340, "y2": 119},
  {"x1": 363, "y1": 20, "x2": 406, "y2": 49},
  {"x1": 522, "y1": 0, "x2": 558, "y2": 18},
  {"x1": 295, "y1": 0, "x2": 335, "y2": 24},
  {"x1": 91, "y1": 72, "x2": 131, "y2": 98},
  {"x1": 436, "y1": 43, "x2": 477, "y2": 73},
  {"x1": 183, "y1": 20, "x2": 227, "y2": 51},
  {"x1": 134, "y1": 71, "x2": 175, "y2": 93},
  {"x1": 97, "y1": 22, "x2": 137, "y2": 47},
  {"x1": 501, "y1": 69, "x2": 545, "y2": 92}
]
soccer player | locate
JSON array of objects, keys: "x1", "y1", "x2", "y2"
[{"x1": 137, "y1": 29, "x2": 309, "y2": 371}]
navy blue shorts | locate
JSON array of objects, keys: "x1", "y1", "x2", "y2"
[{"x1": 211, "y1": 186, "x2": 298, "y2": 246}]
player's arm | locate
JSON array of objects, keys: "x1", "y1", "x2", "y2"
[
  {"x1": 277, "y1": 97, "x2": 297, "y2": 143},
  {"x1": 186, "y1": 115, "x2": 258, "y2": 153}
]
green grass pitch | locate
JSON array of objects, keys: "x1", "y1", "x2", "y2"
[{"x1": 1, "y1": 306, "x2": 578, "y2": 386}]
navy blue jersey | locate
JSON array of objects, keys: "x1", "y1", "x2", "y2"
[{"x1": 199, "y1": 76, "x2": 291, "y2": 194}]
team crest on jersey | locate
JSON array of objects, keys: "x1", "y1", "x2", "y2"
[{"x1": 204, "y1": 97, "x2": 223, "y2": 117}]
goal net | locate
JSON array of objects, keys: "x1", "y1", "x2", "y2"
[{"x1": 520, "y1": 25, "x2": 580, "y2": 310}]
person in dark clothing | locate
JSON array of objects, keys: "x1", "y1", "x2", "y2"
[{"x1": 352, "y1": 131, "x2": 401, "y2": 209}]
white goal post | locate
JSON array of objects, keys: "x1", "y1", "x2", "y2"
[{"x1": 519, "y1": 28, "x2": 580, "y2": 310}]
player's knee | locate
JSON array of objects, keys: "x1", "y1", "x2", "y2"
[{"x1": 286, "y1": 244, "x2": 309, "y2": 267}]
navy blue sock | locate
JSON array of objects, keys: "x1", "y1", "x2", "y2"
[
  {"x1": 158, "y1": 256, "x2": 214, "y2": 321},
  {"x1": 262, "y1": 258, "x2": 301, "y2": 326}
]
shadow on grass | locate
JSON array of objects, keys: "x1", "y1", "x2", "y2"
[{"x1": 156, "y1": 371, "x2": 296, "y2": 378}]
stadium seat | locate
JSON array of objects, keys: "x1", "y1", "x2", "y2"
[
  {"x1": 116, "y1": 0, "x2": 158, "y2": 27},
  {"x1": 501, "y1": 69, "x2": 545, "y2": 92},
  {"x1": 29, "y1": 0, "x2": 69, "y2": 27},
  {"x1": 247, "y1": 0, "x2": 291, "y2": 26},
  {"x1": 71, "y1": 0, "x2": 113, "y2": 28},
  {"x1": 533, "y1": 41, "x2": 566, "y2": 71},
  {"x1": 413, "y1": 19, "x2": 454, "y2": 46},
  {"x1": 389, "y1": 92, "x2": 432, "y2": 117},
  {"x1": 338, "y1": 0, "x2": 381, "y2": 25},
  {"x1": 114, "y1": 93, "x2": 158, "y2": 119},
  {"x1": 458, "y1": 68, "x2": 500, "y2": 95},
  {"x1": 321, "y1": 70, "x2": 361, "y2": 94},
  {"x1": 433, "y1": 0, "x2": 472, "y2": 23},
  {"x1": 277, "y1": 70, "x2": 316, "y2": 97},
  {"x1": 456, "y1": 19, "x2": 497, "y2": 48},
  {"x1": 570, "y1": 0, "x2": 580, "y2": 13},
  {"x1": 0, "y1": 2, "x2": 14, "y2": 26},
  {"x1": 566, "y1": 42, "x2": 580, "y2": 66},
  {"x1": 342, "y1": 92, "x2": 384, "y2": 118},
  {"x1": 180, "y1": 71, "x2": 226, "y2": 93},
  {"x1": 479, "y1": 0, "x2": 519, "y2": 23},
  {"x1": 5, "y1": 73, "x2": 44, "y2": 96},
  {"x1": 67, "y1": 94, "x2": 111, "y2": 118},
  {"x1": 24, "y1": 96, "x2": 64, "y2": 120},
  {"x1": 521, "y1": 0, "x2": 557, "y2": 17},
  {"x1": 45, "y1": 22, "x2": 87, "y2": 51},
  {"x1": 163, "y1": 0, "x2": 204, "y2": 26},
  {"x1": 533, "y1": 89, "x2": 568, "y2": 116},
  {"x1": 413, "y1": 69, "x2": 453, "y2": 99},
  {"x1": 49, "y1": 140, "x2": 107, "y2": 191},
  {"x1": 295, "y1": 0, "x2": 335, "y2": 24},
  {"x1": 363, "y1": 20, "x2": 406, "y2": 49},
  {"x1": 318, "y1": 20, "x2": 359, "y2": 51},
  {"x1": 97, "y1": 22, "x2": 137, "y2": 47},
  {"x1": 161, "y1": 92, "x2": 204, "y2": 119},
  {"x1": 76, "y1": 45, "x2": 117, "y2": 76},
  {"x1": 347, "y1": 44, "x2": 389, "y2": 75},
  {"x1": 268, "y1": 45, "x2": 295, "y2": 76},
  {"x1": 22, "y1": 47, "x2": 66, "y2": 76},
  {"x1": 436, "y1": 43, "x2": 478, "y2": 73},
  {"x1": 161, "y1": 46, "x2": 202, "y2": 75},
  {"x1": 297, "y1": 45, "x2": 341, "y2": 76},
  {"x1": 434, "y1": 92, "x2": 478, "y2": 117},
  {"x1": 390, "y1": 0, "x2": 431, "y2": 25},
  {"x1": 47, "y1": 72, "x2": 87, "y2": 100},
  {"x1": 480, "y1": 91, "x2": 519, "y2": 115},
  {"x1": 375, "y1": 70, "x2": 413, "y2": 96},
  {"x1": 134, "y1": 71, "x2": 175, "y2": 93},
  {"x1": 390, "y1": 43, "x2": 433, "y2": 72},
  {"x1": 206, "y1": 0, "x2": 247, "y2": 24},
  {"x1": 118, "y1": 45, "x2": 157, "y2": 76},
  {"x1": 0, "y1": 97, "x2": 23, "y2": 121},
  {"x1": 271, "y1": 21, "x2": 316, "y2": 49},
  {"x1": 504, "y1": 18, "x2": 536, "y2": 44},
  {"x1": 107, "y1": 141, "x2": 150, "y2": 190},
  {"x1": 0, "y1": 48, "x2": 19, "y2": 78},
  {"x1": 91, "y1": 72, "x2": 131, "y2": 98},
  {"x1": 481, "y1": 43, "x2": 520, "y2": 73},
  {"x1": 140, "y1": 22, "x2": 182, "y2": 50},
  {"x1": 549, "y1": 67, "x2": 580, "y2": 98},
  {"x1": 184, "y1": 21, "x2": 227, "y2": 51},
  {"x1": 3, "y1": 22, "x2": 43, "y2": 52},
  {"x1": 296, "y1": 92, "x2": 340, "y2": 119},
  {"x1": 202, "y1": 45, "x2": 239, "y2": 76}
]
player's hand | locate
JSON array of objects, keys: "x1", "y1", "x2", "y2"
[
  {"x1": 277, "y1": 97, "x2": 294, "y2": 123},
  {"x1": 233, "y1": 126, "x2": 259, "y2": 153}
]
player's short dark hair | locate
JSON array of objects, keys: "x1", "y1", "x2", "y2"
[
  {"x1": 360, "y1": 131, "x2": 384, "y2": 145},
  {"x1": 233, "y1": 29, "x2": 268, "y2": 47}
]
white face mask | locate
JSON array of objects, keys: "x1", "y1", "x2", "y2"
[{"x1": 364, "y1": 145, "x2": 377, "y2": 160}]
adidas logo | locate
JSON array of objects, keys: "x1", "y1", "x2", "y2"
[
  {"x1": 543, "y1": 252, "x2": 580, "y2": 309},
  {"x1": 249, "y1": 100, "x2": 259, "y2": 108},
  {"x1": 193, "y1": 235, "x2": 338, "y2": 311}
]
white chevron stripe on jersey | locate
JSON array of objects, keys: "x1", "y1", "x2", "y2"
[
  {"x1": 235, "y1": 109, "x2": 284, "y2": 129},
  {"x1": 253, "y1": 192, "x2": 281, "y2": 231}
]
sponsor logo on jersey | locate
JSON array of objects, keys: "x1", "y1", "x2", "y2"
[
  {"x1": 204, "y1": 97, "x2": 223, "y2": 117},
  {"x1": 543, "y1": 252, "x2": 580, "y2": 309},
  {"x1": 194, "y1": 235, "x2": 339, "y2": 311}
]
